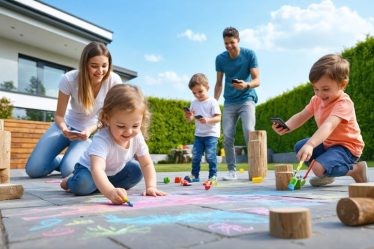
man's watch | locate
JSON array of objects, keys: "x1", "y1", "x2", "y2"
[{"x1": 247, "y1": 83, "x2": 251, "y2": 89}]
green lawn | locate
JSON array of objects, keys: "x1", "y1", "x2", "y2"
[{"x1": 155, "y1": 161, "x2": 374, "y2": 172}]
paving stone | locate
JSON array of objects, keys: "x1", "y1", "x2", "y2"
[{"x1": 1, "y1": 169, "x2": 373, "y2": 249}]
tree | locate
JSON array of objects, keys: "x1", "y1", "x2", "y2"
[
  {"x1": 0, "y1": 97, "x2": 13, "y2": 119},
  {"x1": 0, "y1": 81, "x2": 16, "y2": 91}
]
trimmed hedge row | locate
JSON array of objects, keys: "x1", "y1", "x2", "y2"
[{"x1": 146, "y1": 37, "x2": 373, "y2": 160}]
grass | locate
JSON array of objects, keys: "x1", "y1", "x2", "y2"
[{"x1": 155, "y1": 161, "x2": 374, "y2": 172}]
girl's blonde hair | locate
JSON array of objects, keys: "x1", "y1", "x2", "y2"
[
  {"x1": 78, "y1": 41, "x2": 112, "y2": 114},
  {"x1": 98, "y1": 84, "x2": 151, "y2": 139}
]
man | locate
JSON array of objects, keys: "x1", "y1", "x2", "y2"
[{"x1": 214, "y1": 27, "x2": 260, "y2": 180}]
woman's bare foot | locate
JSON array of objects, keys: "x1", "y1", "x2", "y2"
[
  {"x1": 348, "y1": 161, "x2": 368, "y2": 183},
  {"x1": 60, "y1": 176, "x2": 71, "y2": 192}
]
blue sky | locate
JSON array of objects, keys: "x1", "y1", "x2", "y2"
[{"x1": 43, "y1": 0, "x2": 374, "y2": 104}]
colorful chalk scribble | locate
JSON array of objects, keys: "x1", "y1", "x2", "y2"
[{"x1": 5, "y1": 189, "x2": 330, "y2": 240}]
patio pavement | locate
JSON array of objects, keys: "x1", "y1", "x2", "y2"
[{"x1": 1, "y1": 168, "x2": 374, "y2": 249}]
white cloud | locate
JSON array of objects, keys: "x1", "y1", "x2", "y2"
[
  {"x1": 178, "y1": 29, "x2": 207, "y2": 42},
  {"x1": 143, "y1": 71, "x2": 189, "y2": 90},
  {"x1": 144, "y1": 54, "x2": 162, "y2": 63},
  {"x1": 240, "y1": 0, "x2": 374, "y2": 52}
]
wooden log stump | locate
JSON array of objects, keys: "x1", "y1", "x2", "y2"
[
  {"x1": 276, "y1": 172, "x2": 293, "y2": 190},
  {"x1": 0, "y1": 130, "x2": 11, "y2": 183},
  {"x1": 275, "y1": 164, "x2": 293, "y2": 173},
  {"x1": 248, "y1": 130, "x2": 267, "y2": 181},
  {"x1": 269, "y1": 207, "x2": 312, "y2": 239},
  {"x1": 349, "y1": 183, "x2": 374, "y2": 198},
  {"x1": 337, "y1": 197, "x2": 374, "y2": 226},
  {"x1": 0, "y1": 184, "x2": 24, "y2": 201}
]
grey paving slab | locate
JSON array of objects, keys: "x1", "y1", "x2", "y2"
[{"x1": 1, "y1": 169, "x2": 374, "y2": 249}]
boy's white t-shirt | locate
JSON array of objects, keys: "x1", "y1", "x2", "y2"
[
  {"x1": 190, "y1": 97, "x2": 221, "y2": 137},
  {"x1": 58, "y1": 70, "x2": 122, "y2": 131},
  {"x1": 79, "y1": 127, "x2": 149, "y2": 176}
]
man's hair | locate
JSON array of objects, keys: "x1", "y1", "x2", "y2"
[
  {"x1": 188, "y1": 73, "x2": 209, "y2": 90},
  {"x1": 223, "y1": 27, "x2": 239, "y2": 39},
  {"x1": 309, "y1": 54, "x2": 350, "y2": 84}
]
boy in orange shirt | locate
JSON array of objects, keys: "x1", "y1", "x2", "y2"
[{"x1": 272, "y1": 54, "x2": 368, "y2": 186}]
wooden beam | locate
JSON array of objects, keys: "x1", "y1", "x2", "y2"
[
  {"x1": 0, "y1": 184, "x2": 24, "y2": 201},
  {"x1": 269, "y1": 207, "x2": 312, "y2": 239},
  {"x1": 337, "y1": 197, "x2": 374, "y2": 226}
]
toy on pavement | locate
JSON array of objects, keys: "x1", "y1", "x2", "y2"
[
  {"x1": 203, "y1": 177, "x2": 217, "y2": 190},
  {"x1": 288, "y1": 161, "x2": 315, "y2": 191}
]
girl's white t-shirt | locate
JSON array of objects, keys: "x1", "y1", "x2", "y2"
[
  {"x1": 58, "y1": 70, "x2": 122, "y2": 131},
  {"x1": 79, "y1": 127, "x2": 149, "y2": 176}
]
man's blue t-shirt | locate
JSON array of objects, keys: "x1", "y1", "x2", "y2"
[{"x1": 215, "y1": 47, "x2": 258, "y2": 105}]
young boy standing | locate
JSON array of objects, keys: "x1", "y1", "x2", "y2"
[
  {"x1": 272, "y1": 54, "x2": 368, "y2": 186},
  {"x1": 185, "y1": 73, "x2": 221, "y2": 182}
]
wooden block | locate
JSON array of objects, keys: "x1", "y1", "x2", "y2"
[
  {"x1": 270, "y1": 207, "x2": 312, "y2": 239},
  {"x1": 0, "y1": 184, "x2": 24, "y2": 201},
  {"x1": 276, "y1": 172, "x2": 293, "y2": 190},
  {"x1": 275, "y1": 164, "x2": 293, "y2": 173},
  {"x1": 349, "y1": 183, "x2": 374, "y2": 198},
  {"x1": 249, "y1": 139, "x2": 267, "y2": 180},
  {"x1": 337, "y1": 197, "x2": 374, "y2": 226},
  {"x1": 0, "y1": 119, "x2": 3, "y2": 131},
  {"x1": 0, "y1": 130, "x2": 11, "y2": 183}
]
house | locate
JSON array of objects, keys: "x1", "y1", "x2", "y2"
[{"x1": 0, "y1": 0, "x2": 137, "y2": 121}]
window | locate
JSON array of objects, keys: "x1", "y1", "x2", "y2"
[
  {"x1": 13, "y1": 107, "x2": 55, "y2": 122},
  {"x1": 7, "y1": 54, "x2": 73, "y2": 98}
]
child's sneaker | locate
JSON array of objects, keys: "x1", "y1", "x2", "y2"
[
  {"x1": 309, "y1": 176, "x2": 335, "y2": 187},
  {"x1": 185, "y1": 175, "x2": 200, "y2": 182},
  {"x1": 222, "y1": 170, "x2": 237, "y2": 181},
  {"x1": 208, "y1": 175, "x2": 217, "y2": 182},
  {"x1": 351, "y1": 161, "x2": 369, "y2": 183}
]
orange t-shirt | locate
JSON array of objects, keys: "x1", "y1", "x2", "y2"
[{"x1": 305, "y1": 93, "x2": 364, "y2": 157}]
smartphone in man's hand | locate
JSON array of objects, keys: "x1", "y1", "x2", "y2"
[
  {"x1": 194, "y1": 115, "x2": 203, "y2": 119},
  {"x1": 270, "y1": 117, "x2": 290, "y2": 130},
  {"x1": 232, "y1": 79, "x2": 240, "y2": 84},
  {"x1": 183, "y1": 107, "x2": 190, "y2": 112}
]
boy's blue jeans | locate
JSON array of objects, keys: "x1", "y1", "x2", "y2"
[
  {"x1": 294, "y1": 138, "x2": 358, "y2": 177},
  {"x1": 191, "y1": 136, "x2": 218, "y2": 179},
  {"x1": 222, "y1": 101, "x2": 256, "y2": 171},
  {"x1": 66, "y1": 160, "x2": 143, "y2": 196},
  {"x1": 25, "y1": 123, "x2": 91, "y2": 178}
]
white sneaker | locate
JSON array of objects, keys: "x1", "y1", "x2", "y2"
[{"x1": 222, "y1": 170, "x2": 237, "y2": 181}]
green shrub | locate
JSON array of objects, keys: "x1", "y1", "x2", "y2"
[{"x1": 0, "y1": 97, "x2": 13, "y2": 119}]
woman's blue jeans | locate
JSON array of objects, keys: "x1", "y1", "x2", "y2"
[
  {"x1": 66, "y1": 160, "x2": 143, "y2": 196},
  {"x1": 25, "y1": 123, "x2": 91, "y2": 178}
]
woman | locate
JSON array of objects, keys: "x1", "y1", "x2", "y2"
[{"x1": 26, "y1": 41, "x2": 122, "y2": 178}]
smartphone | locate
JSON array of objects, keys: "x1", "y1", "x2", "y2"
[
  {"x1": 183, "y1": 107, "x2": 190, "y2": 112},
  {"x1": 232, "y1": 79, "x2": 240, "y2": 84},
  {"x1": 194, "y1": 115, "x2": 203, "y2": 119},
  {"x1": 270, "y1": 117, "x2": 289, "y2": 130},
  {"x1": 69, "y1": 130, "x2": 81, "y2": 134}
]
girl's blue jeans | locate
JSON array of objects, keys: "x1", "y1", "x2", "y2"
[
  {"x1": 25, "y1": 123, "x2": 91, "y2": 178},
  {"x1": 191, "y1": 136, "x2": 218, "y2": 179},
  {"x1": 66, "y1": 160, "x2": 143, "y2": 196}
]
